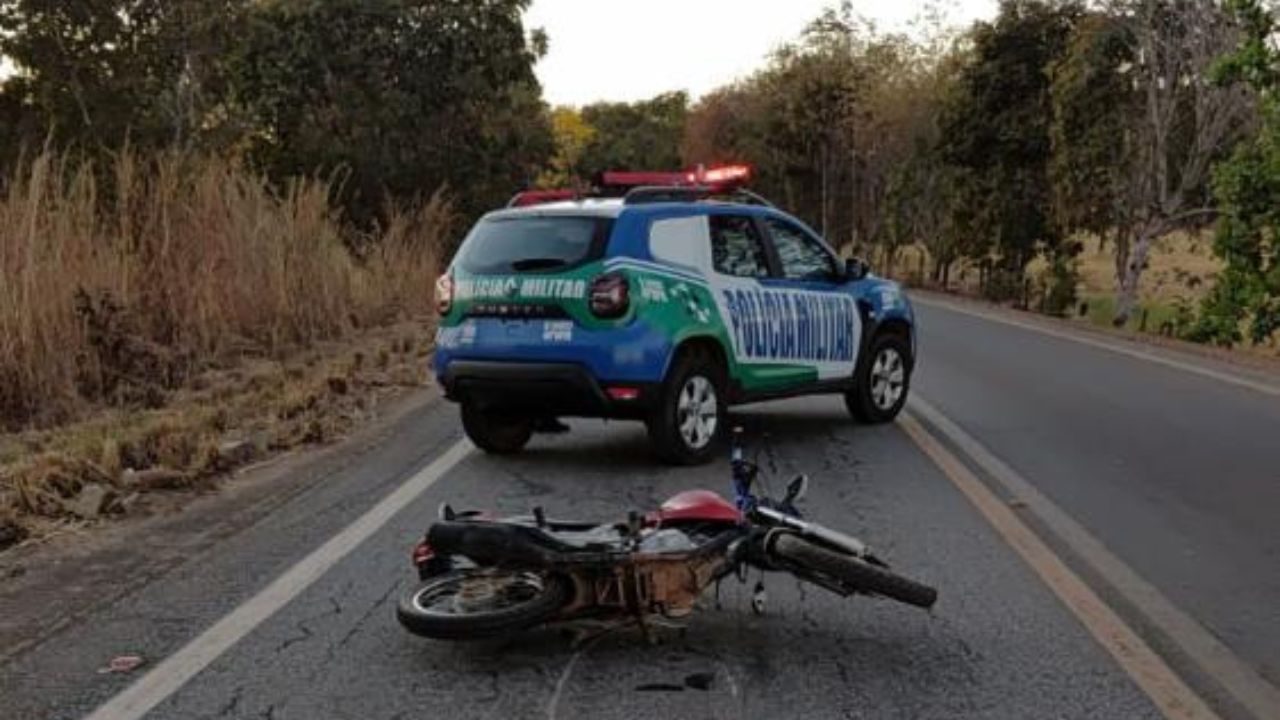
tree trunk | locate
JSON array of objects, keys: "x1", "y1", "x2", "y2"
[
  {"x1": 1112, "y1": 220, "x2": 1135, "y2": 295},
  {"x1": 1114, "y1": 223, "x2": 1158, "y2": 326}
]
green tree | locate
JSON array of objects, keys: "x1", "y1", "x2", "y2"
[
  {"x1": 1192, "y1": 0, "x2": 1280, "y2": 346},
  {"x1": 1049, "y1": 12, "x2": 1139, "y2": 263},
  {"x1": 578, "y1": 92, "x2": 688, "y2": 174},
  {"x1": 1105, "y1": 0, "x2": 1252, "y2": 326},
  {"x1": 684, "y1": 4, "x2": 957, "y2": 267},
  {"x1": 539, "y1": 107, "x2": 596, "y2": 188},
  {"x1": 0, "y1": 0, "x2": 248, "y2": 156},
  {"x1": 229, "y1": 0, "x2": 552, "y2": 224},
  {"x1": 939, "y1": 0, "x2": 1083, "y2": 299}
]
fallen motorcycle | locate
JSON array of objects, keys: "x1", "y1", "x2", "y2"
[{"x1": 396, "y1": 429, "x2": 937, "y2": 640}]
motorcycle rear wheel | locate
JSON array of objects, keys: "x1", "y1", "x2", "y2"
[
  {"x1": 397, "y1": 569, "x2": 570, "y2": 640},
  {"x1": 771, "y1": 534, "x2": 937, "y2": 609}
]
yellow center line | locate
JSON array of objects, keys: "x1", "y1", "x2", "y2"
[{"x1": 899, "y1": 413, "x2": 1221, "y2": 720}]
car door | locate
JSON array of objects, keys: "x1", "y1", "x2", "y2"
[
  {"x1": 754, "y1": 215, "x2": 862, "y2": 388},
  {"x1": 704, "y1": 212, "x2": 806, "y2": 394}
]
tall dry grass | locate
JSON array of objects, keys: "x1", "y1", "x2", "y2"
[{"x1": 0, "y1": 150, "x2": 448, "y2": 430}]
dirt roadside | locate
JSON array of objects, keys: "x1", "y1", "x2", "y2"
[
  {"x1": 1, "y1": 322, "x2": 437, "y2": 553},
  {"x1": 0, "y1": 384, "x2": 443, "y2": 665}
]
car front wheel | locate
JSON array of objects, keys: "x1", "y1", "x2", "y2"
[{"x1": 846, "y1": 333, "x2": 911, "y2": 424}]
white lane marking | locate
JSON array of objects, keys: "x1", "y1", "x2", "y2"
[
  {"x1": 84, "y1": 439, "x2": 474, "y2": 720},
  {"x1": 718, "y1": 661, "x2": 740, "y2": 699},
  {"x1": 546, "y1": 647, "x2": 586, "y2": 720},
  {"x1": 912, "y1": 296, "x2": 1280, "y2": 398},
  {"x1": 548, "y1": 631, "x2": 612, "y2": 720},
  {"x1": 909, "y1": 396, "x2": 1280, "y2": 720},
  {"x1": 899, "y1": 412, "x2": 1221, "y2": 720}
]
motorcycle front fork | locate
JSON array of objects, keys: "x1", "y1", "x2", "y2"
[{"x1": 714, "y1": 562, "x2": 769, "y2": 616}]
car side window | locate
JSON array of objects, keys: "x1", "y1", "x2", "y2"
[
  {"x1": 767, "y1": 218, "x2": 836, "y2": 281},
  {"x1": 710, "y1": 215, "x2": 771, "y2": 278}
]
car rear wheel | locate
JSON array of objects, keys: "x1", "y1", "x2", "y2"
[
  {"x1": 461, "y1": 401, "x2": 533, "y2": 455},
  {"x1": 647, "y1": 348, "x2": 726, "y2": 466},
  {"x1": 846, "y1": 333, "x2": 911, "y2": 424}
]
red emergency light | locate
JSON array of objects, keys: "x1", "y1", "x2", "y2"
[
  {"x1": 696, "y1": 164, "x2": 752, "y2": 185},
  {"x1": 596, "y1": 170, "x2": 690, "y2": 188}
]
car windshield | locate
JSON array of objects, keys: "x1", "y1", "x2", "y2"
[{"x1": 455, "y1": 216, "x2": 611, "y2": 275}]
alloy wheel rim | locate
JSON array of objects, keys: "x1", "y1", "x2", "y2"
[
  {"x1": 870, "y1": 347, "x2": 906, "y2": 411},
  {"x1": 676, "y1": 375, "x2": 718, "y2": 450}
]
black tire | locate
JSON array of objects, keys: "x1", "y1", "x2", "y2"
[
  {"x1": 460, "y1": 401, "x2": 533, "y2": 455},
  {"x1": 771, "y1": 533, "x2": 937, "y2": 609},
  {"x1": 646, "y1": 347, "x2": 727, "y2": 466},
  {"x1": 847, "y1": 332, "x2": 912, "y2": 424},
  {"x1": 396, "y1": 569, "x2": 570, "y2": 640}
]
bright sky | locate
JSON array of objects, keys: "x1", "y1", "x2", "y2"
[{"x1": 526, "y1": 0, "x2": 998, "y2": 107}]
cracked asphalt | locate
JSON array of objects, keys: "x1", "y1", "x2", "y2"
[
  {"x1": 5, "y1": 298, "x2": 1277, "y2": 719},
  {"x1": 2, "y1": 392, "x2": 1158, "y2": 720}
]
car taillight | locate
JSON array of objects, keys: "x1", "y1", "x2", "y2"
[
  {"x1": 435, "y1": 273, "x2": 453, "y2": 315},
  {"x1": 589, "y1": 273, "x2": 629, "y2": 319}
]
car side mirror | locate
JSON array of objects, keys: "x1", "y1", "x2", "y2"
[{"x1": 844, "y1": 258, "x2": 870, "y2": 281}]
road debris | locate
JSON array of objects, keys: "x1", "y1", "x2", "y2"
[
  {"x1": 98, "y1": 655, "x2": 145, "y2": 675},
  {"x1": 65, "y1": 484, "x2": 116, "y2": 519}
]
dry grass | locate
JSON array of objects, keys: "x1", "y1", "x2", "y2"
[
  {"x1": 0, "y1": 150, "x2": 449, "y2": 430},
  {"x1": 1073, "y1": 232, "x2": 1222, "y2": 304},
  {"x1": 885, "y1": 234, "x2": 1280, "y2": 354},
  {"x1": 0, "y1": 150, "x2": 447, "y2": 547},
  {"x1": 885, "y1": 232, "x2": 1221, "y2": 303}
]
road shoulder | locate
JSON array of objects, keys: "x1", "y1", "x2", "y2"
[{"x1": 0, "y1": 386, "x2": 445, "y2": 667}]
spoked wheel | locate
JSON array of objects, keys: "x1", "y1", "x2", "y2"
[
  {"x1": 396, "y1": 569, "x2": 570, "y2": 640},
  {"x1": 847, "y1": 333, "x2": 911, "y2": 423},
  {"x1": 770, "y1": 534, "x2": 937, "y2": 609}
]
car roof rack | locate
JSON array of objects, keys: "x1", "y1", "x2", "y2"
[{"x1": 622, "y1": 185, "x2": 776, "y2": 208}]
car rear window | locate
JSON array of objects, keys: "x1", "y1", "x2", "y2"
[{"x1": 456, "y1": 216, "x2": 613, "y2": 275}]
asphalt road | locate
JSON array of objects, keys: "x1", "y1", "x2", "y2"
[{"x1": 2, "y1": 295, "x2": 1278, "y2": 720}]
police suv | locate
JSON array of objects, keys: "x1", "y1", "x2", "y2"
[{"x1": 434, "y1": 167, "x2": 917, "y2": 464}]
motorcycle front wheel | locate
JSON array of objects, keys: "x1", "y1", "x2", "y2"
[
  {"x1": 770, "y1": 534, "x2": 937, "y2": 609},
  {"x1": 396, "y1": 569, "x2": 570, "y2": 640}
]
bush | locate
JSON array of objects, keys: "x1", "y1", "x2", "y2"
[
  {"x1": 0, "y1": 150, "x2": 449, "y2": 430},
  {"x1": 1042, "y1": 245, "x2": 1081, "y2": 317}
]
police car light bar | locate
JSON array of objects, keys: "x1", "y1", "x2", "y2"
[
  {"x1": 510, "y1": 165, "x2": 756, "y2": 208},
  {"x1": 598, "y1": 165, "x2": 753, "y2": 192}
]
